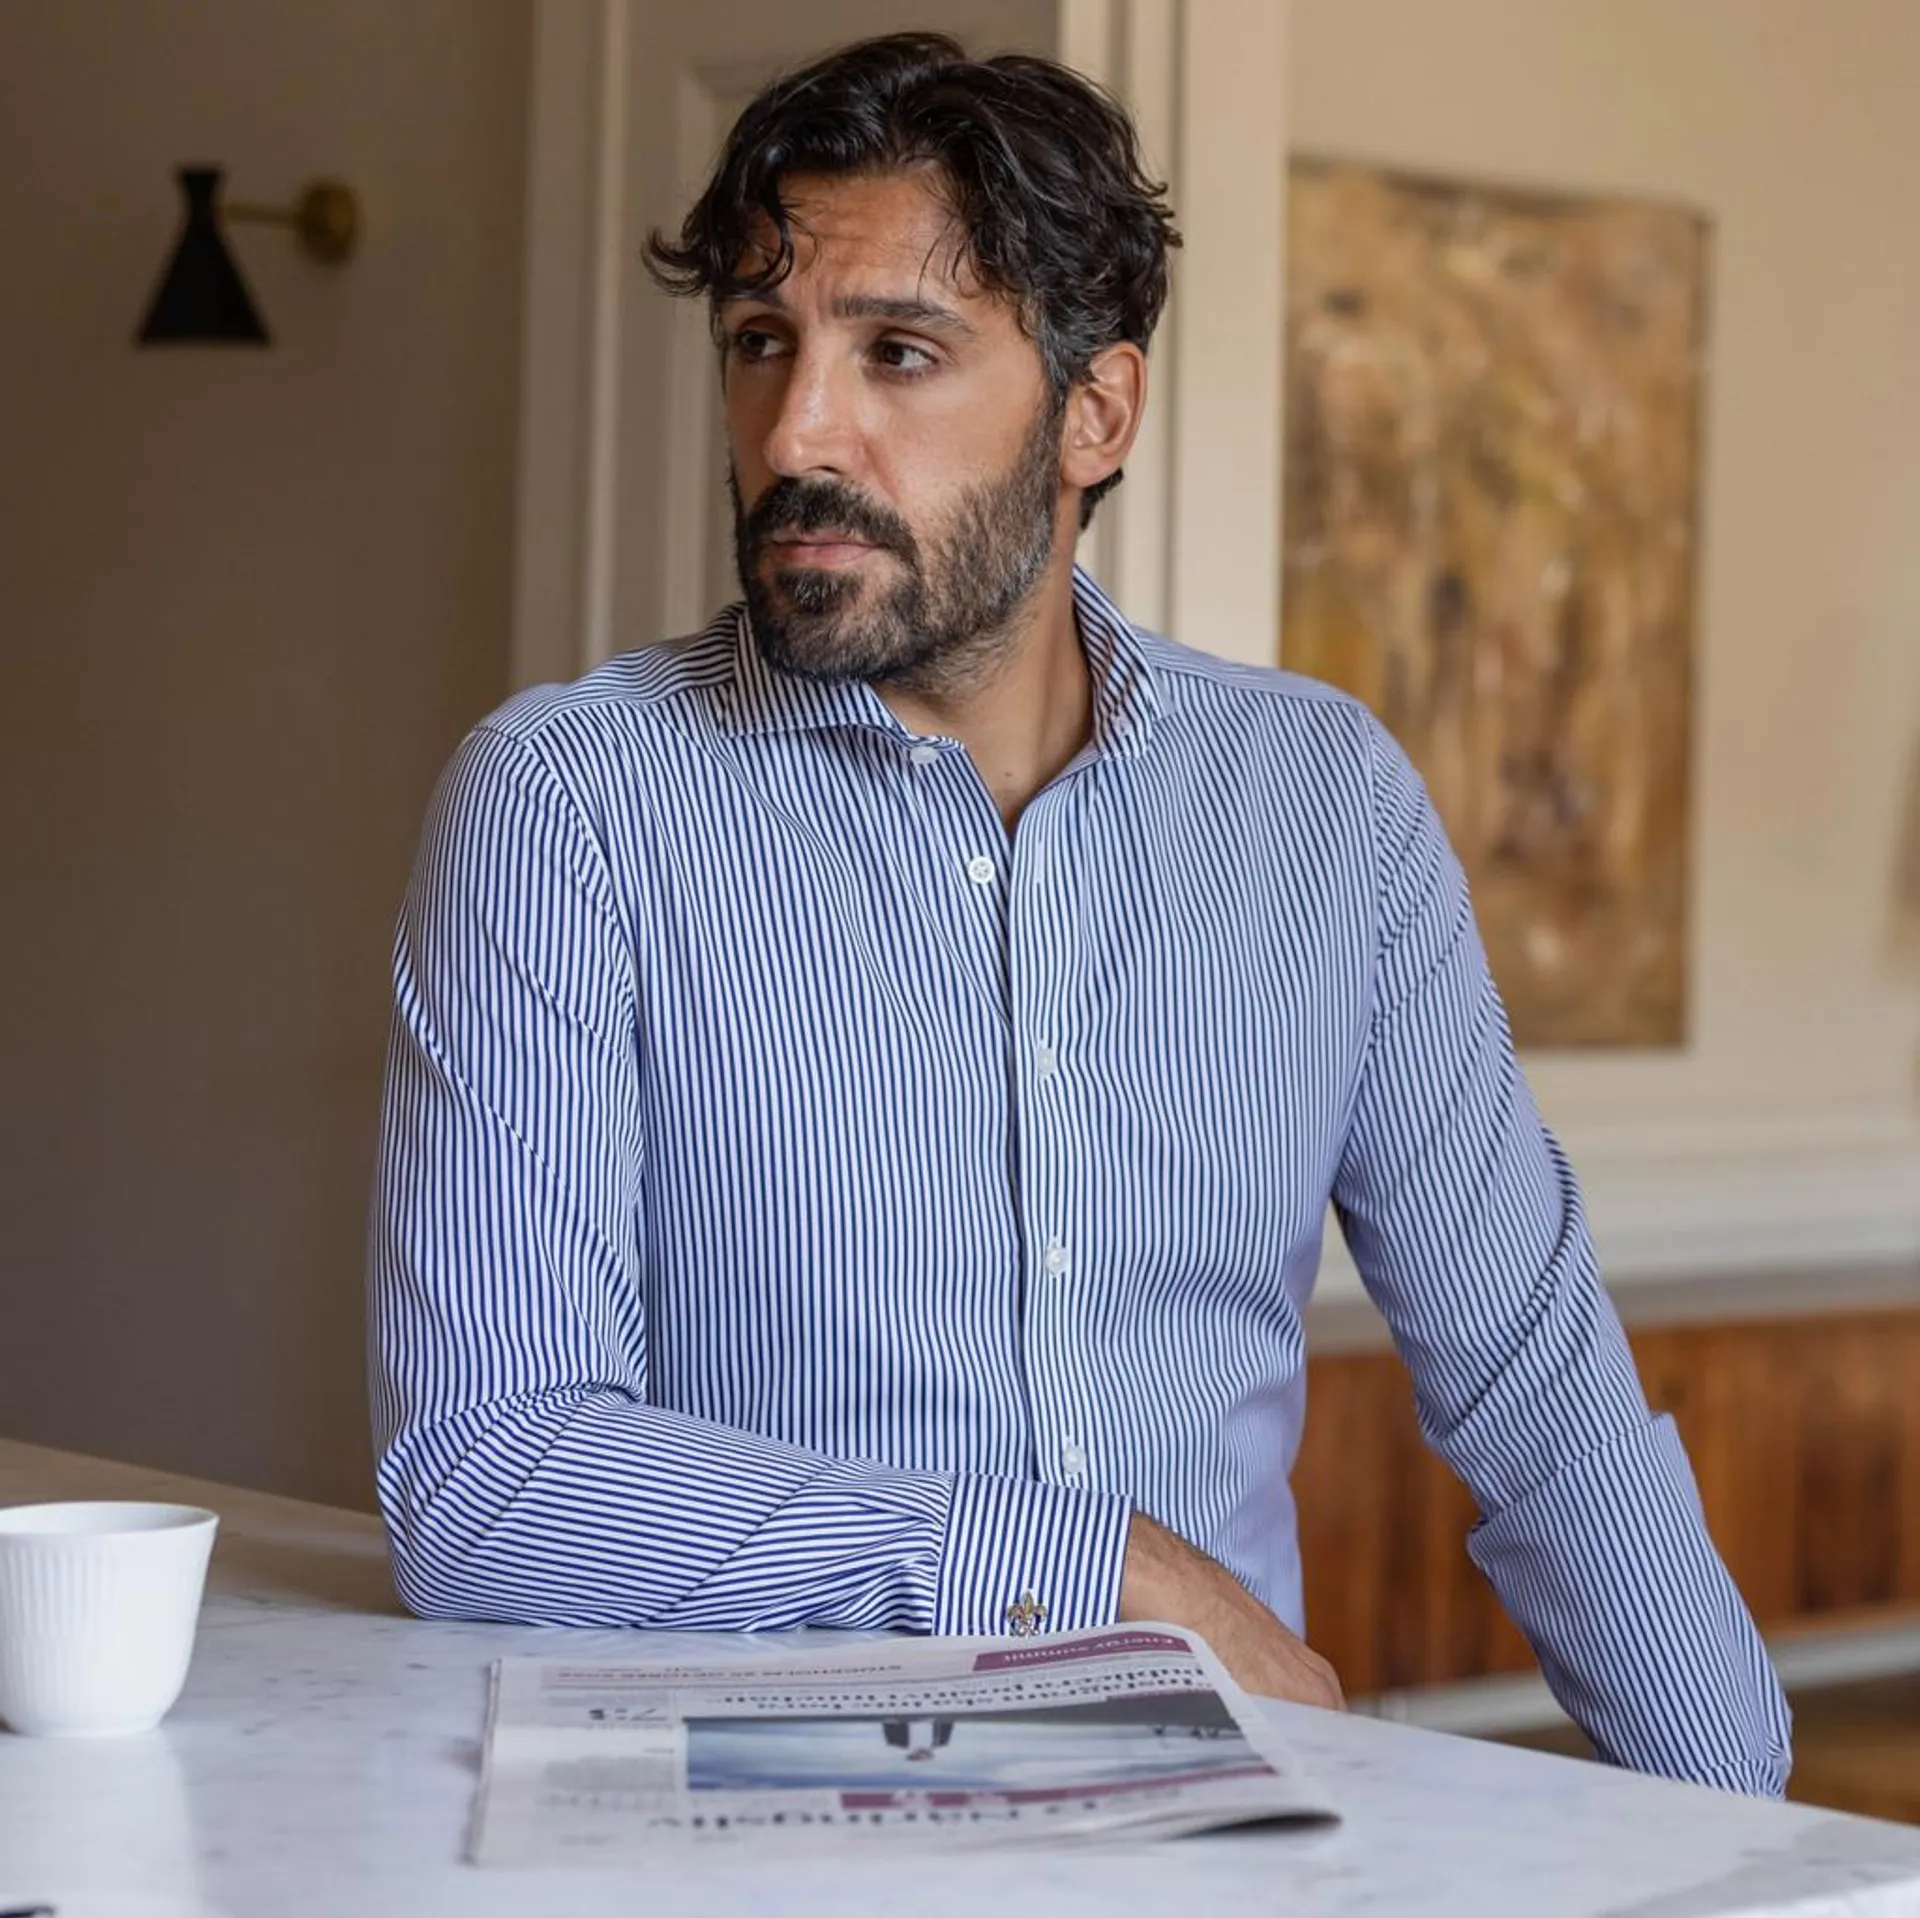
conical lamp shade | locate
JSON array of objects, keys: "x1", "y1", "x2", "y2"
[{"x1": 137, "y1": 167, "x2": 269, "y2": 346}]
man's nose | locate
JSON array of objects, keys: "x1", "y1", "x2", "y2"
[{"x1": 760, "y1": 348, "x2": 858, "y2": 480}]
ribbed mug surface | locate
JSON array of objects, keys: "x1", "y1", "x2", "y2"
[{"x1": 0, "y1": 1501, "x2": 218, "y2": 1736}]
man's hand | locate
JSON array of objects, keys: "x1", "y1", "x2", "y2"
[{"x1": 1117, "y1": 1510, "x2": 1345, "y2": 1710}]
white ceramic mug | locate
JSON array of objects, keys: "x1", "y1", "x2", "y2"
[{"x1": 0, "y1": 1501, "x2": 219, "y2": 1736}]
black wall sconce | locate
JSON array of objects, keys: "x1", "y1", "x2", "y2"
[{"x1": 136, "y1": 166, "x2": 361, "y2": 347}]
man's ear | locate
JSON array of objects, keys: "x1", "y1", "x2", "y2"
[{"x1": 1060, "y1": 343, "x2": 1148, "y2": 497}]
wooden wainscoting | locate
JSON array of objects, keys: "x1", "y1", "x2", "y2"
[{"x1": 1295, "y1": 1306, "x2": 1920, "y2": 1697}]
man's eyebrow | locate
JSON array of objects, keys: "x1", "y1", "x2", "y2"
[
  {"x1": 719, "y1": 286, "x2": 978, "y2": 340},
  {"x1": 833, "y1": 294, "x2": 977, "y2": 338}
]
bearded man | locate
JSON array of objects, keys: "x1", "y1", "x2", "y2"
[{"x1": 368, "y1": 32, "x2": 1790, "y2": 1796}]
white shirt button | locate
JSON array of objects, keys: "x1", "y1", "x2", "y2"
[
  {"x1": 1035, "y1": 1042, "x2": 1058, "y2": 1079},
  {"x1": 1061, "y1": 1440, "x2": 1087, "y2": 1478},
  {"x1": 966, "y1": 855, "x2": 996, "y2": 887},
  {"x1": 1044, "y1": 1240, "x2": 1068, "y2": 1276},
  {"x1": 908, "y1": 743, "x2": 940, "y2": 768}
]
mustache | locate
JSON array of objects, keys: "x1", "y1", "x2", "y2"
[{"x1": 741, "y1": 477, "x2": 917, "y2": 564}]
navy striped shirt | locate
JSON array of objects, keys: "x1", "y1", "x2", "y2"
[{"x1": 368, "y1": 568, "x2": 1790, "y2": 1794}]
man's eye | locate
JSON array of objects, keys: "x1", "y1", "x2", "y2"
[
  {"x1": 728, "y1": 328, "x2": 785, "y2": 363},
  {"x1": 874, "y1": 338, "x2": 937, "y2": 374}
]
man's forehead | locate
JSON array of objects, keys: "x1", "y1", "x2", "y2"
[{"x1": 730, "y1": 169, "x2": 987, "y2": 304}]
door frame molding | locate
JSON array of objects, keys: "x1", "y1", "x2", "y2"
[
  {"x1": 509, "y1": 0, "x2": 629, "y2": 691},
  {"x1": 1060, "y1": 0, "x2": 1291, "y2": 664}
]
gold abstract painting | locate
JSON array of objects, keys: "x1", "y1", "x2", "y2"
[{"x1": 1282, "y1": 159, "x2": 1707, "y2": 1047}]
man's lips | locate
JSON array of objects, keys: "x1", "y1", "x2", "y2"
[{"x1": 766, "y1": 532, "x2": 885, "y2": 568}]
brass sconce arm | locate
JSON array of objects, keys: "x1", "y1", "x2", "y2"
[{"x1": 221, "y1": 181, "x2": 362, "y2": 264}]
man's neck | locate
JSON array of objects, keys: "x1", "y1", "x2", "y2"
[{"x1": 873, "y1": 560, "x2": 1092, "y2": 833}]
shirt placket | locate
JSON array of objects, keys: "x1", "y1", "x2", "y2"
[{"x1": 1004, "y1": 782, "x2": 1094, "y2": 1496}]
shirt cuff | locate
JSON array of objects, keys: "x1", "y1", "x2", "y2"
[{"x1": 932, "y1": 1474, "x2": 1134, "y2": 1636}]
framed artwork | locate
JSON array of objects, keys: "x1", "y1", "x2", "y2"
[{"x1": 1282, "y1": 158, "x2": 1709, "y2": 1048}]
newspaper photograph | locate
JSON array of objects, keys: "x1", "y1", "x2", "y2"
[{"x1": 471, "y1": 1624, "x2": 1339, "y2": 1865}]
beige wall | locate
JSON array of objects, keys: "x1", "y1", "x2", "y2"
[
  {"x1": 1290, "y1": 0, "x2": 1920, "y2": 1277},
  {"x1": 0, "y1": 1, "x2": 530, "y2": 1507}
]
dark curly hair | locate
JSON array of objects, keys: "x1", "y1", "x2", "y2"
[{"x1": 645, "y1": 31, "x2": 1181, "y2": 523}]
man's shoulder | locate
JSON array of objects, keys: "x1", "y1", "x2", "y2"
[
  {"x1": 478, "y1": 619, "x2": 737, "y2": 760},
  {"x1": 1136, "y1": 629, "x2": 1383, "y2": 751}
]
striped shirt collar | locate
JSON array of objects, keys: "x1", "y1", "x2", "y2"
[{"x1": 720, "y1": 564, "x2": 1162, "y2": 761}]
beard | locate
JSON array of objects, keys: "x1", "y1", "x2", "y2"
[{"x1": 731, "y1": 398, "x2": 1063, "y2": 695}]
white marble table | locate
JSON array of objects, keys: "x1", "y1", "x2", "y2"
[{"x1": 4, "y1": 1440, "x2": 1920, "y2": 1918}]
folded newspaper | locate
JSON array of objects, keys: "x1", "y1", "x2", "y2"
[{"x1": 472, "y1": 1624, "x2": 1339, "y2": 1863}]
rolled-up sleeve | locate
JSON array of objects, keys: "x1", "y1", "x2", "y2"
[{"x1": 1330, "y1": 723, "x2": 1792, "y2": 1795}]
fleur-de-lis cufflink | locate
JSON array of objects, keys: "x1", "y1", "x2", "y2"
[{"x1": 1004, "y1": 1590, "x2": 1047, "y2": 1636}]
